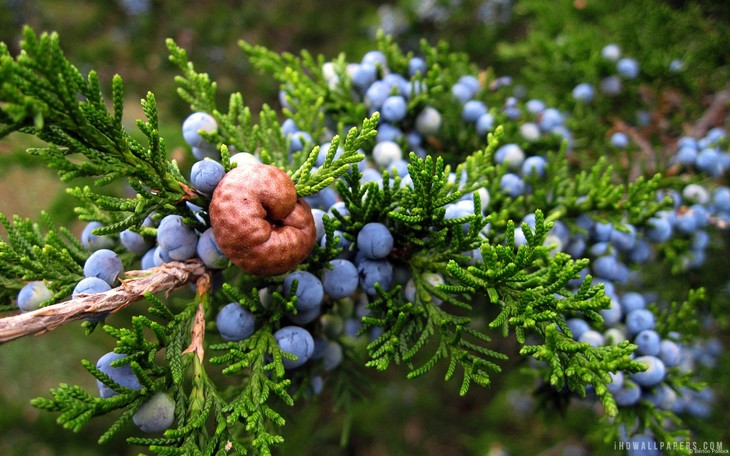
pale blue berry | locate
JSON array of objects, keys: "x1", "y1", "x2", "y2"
[
  {"x1": 190, "y1": 159, "x2": 225, "y2": 194},
  {"x1": 215, "y1": 303, "x2": 256, "y2": 342},
  {"x1": 182, "y1": 112, "x2": 217, "y2": 149},
  {"x1": 631, "y1": 355, "x2": 666, "y2": 387},
  {"x1": 73, "y1": 277, "x2": 112, "y2": 299},
  {"x1": 81, "y1": 221, "x2": 115, "y2": 251},
  {"x1": 275, "y1": 326, "x2": 315, "y2": 369},
  {"x1": 96, "y1": 352, "x2": 142, "y2": 398},
  {"x1": 133, "y1": 392, "x2": 176, "y2": 433},
  {"x1": 357, "y1": 222, "x2": 393, "y2": 259},
  {"x1": 17, "y1": 281, "x2": 53, "y2": 312},
  {"x1": 83, "y1": 249, "x2": 124, "y2": 287},
  {"x1": 321, "y1": 259, "x2": 359, "y2": 299},
  {"x1": 196, "y1": 228, "x2": 228, "y2": 269},
  {"x1": 157, "y1": 215, "x2": 198, "y2": 261}
]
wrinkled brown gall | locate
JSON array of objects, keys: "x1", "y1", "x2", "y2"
[{"x1": 209, "y1": 163, "x2": 316, "y2": 276}]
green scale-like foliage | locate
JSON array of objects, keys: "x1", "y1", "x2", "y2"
[
  {"x1": 0, "y1": 211, "x2": 86, "y2": 308},
  {"x1": 0, "y1": 29, "x2": 194, "y2": 234},
  {"x1": 0, "y1": 27, "x2": 715, "y2": 456}
]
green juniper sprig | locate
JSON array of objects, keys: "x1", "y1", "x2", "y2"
[
  {"x1": 0, "y1": 21, "x2": 724, "y2": 456},
  {"x1": 0, "y1": 211, "x2": 86, "y2": 308},
  {"x1": 239, "y1": 41, "x2": 329, "y2": 137},
  {"x1": 290, "y1": 117, "x2": 375, "y2": 197},
  {"x1": 444, "y1": 210, "x2": 647, "y2": 415},
  {"x1": 0, "y1": 27, "x2": 192, "y2": 235},
  {"x1": 31, "y1": 292, "x2": 191, "y2": 441}
]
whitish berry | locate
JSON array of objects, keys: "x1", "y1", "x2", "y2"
[
  {"x1": 601, "y1": 43, "x2": 621, "y2": 61},
  {"x1": 415, "y1": 106, "x2": 441, "y2": 135},
  {"x1": 229, "y1": 152, "x2": 260, "y2": 167},
  {"x1": 495, "y1": 144, "x2": 525, "y2": 171},
  {"x1": 579, "y1": 330, "x2": 605, "y2": 347},
  {"x1": 182, "y1": 112, "x2": 217, "y2": 149},
  {"x1": 372, "y1": 141, "x2": 402, "y2": 168}
]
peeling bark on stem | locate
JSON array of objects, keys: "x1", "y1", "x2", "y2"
[
  {"x1": 0, "y1": 260, "x2": 210, "y2": 344},
  {"x1": 181, "y1": 275, "x2": 211, "y2": 364}
]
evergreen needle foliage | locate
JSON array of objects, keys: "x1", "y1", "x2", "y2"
[
  {"x1": 0, "y1": 24, "x2": 724, "y2": 456},
  {"x1": 0, "y1": 211, "x2": 86, "y2": 307}
]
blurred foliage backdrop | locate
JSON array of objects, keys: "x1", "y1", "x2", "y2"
[{"x1": 0, "y1": 0, "x2": 728, "y2": 455}]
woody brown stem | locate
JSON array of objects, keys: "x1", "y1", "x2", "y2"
[
  {"x1": 691, "y1": 88, "x2": 730, "y2": 139},
  {"x1": 0, "y1": 260, "x2": 210, "y2": 345}
]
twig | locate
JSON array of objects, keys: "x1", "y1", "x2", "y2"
[
  {"x1": 613, "y1": 118, "x2": 659, "y2": 180},
  {"x1": 181, "y1": 301, "x2": 207, "y2": 364},
  {"x1": 0, "y1": 260, "x2": 210, "y2": 344},
  {"x1": 181, "y1": 275, "x2": 211, "y2": 364},
  {"x1": 691, "y1": 88, "x2": 730, "y2": 138}
]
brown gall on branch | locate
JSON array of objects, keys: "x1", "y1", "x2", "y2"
[
  {"x1": 0, "y1": 260, "x2": 210, "y2": 345},
  {"x1": 209, "y1": 163, "x2": 317, "y2": 277}
]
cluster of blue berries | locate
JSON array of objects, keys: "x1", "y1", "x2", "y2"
[
  {"x1": 571, "y1": 44, "x2": 642, "y2": 104},
  {"x1": 673, "y1": 128, "x2": 730, "y2": 179},
  {"x1": 95, "y1": 351, "x2": 175, "y2": 433},
  {"x1": 212, "y1": 221, "x2": 396, "y2": 377},
  {"x1": 14, "y1": 37, "x2": 725, "y2": 447},
  {"x1": 371, "y1": 0, "x2": 514, "y2": 39},
  {"x1": 213, "y1": 44, "x2": 727, "y2": 421},
  {"x1": 568, "y1": 294, "x2": 680, "y2": 404},
  {"x1": 338, "y1": 44, "x2": 723, "y2": 449},
  {"x1": 553, "y1": 200, "x2": 725, "y2": 447}
]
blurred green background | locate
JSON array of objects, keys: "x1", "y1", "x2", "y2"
[{"x1": 1, "y1": 0, "x2": 729, "y2": 454}]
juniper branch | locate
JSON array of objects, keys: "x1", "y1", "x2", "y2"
[
  {"x1": 691, "y1": 87, "x2": 730, "y2": 138},
  {"x1": 0, "y1": 260, "x2": 210, "y2": 344}
]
